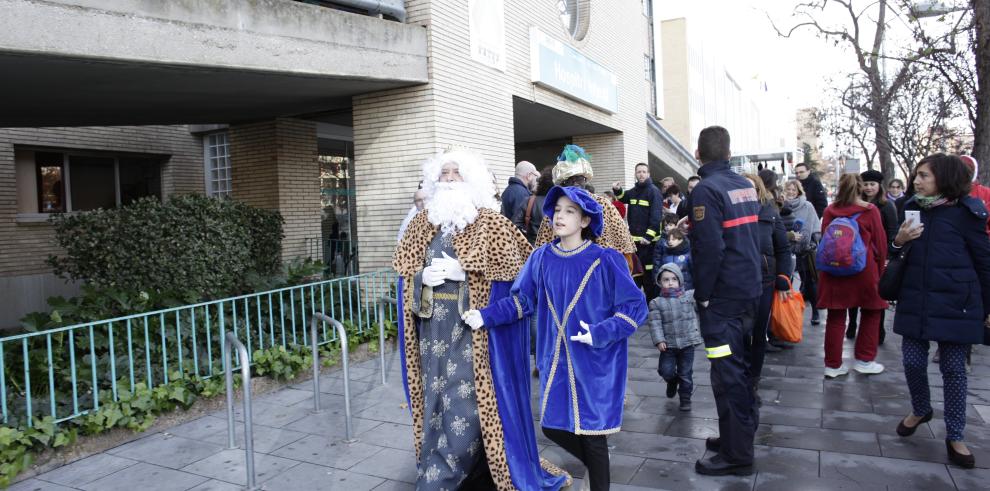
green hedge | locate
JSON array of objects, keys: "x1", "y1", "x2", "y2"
[{"x1": 47, "y1": 195, "x2": 284, "y2": 300}]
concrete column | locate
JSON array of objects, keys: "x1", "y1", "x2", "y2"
[{"x1": 230, "y1": 118, "x2": 319, "y2": 262}]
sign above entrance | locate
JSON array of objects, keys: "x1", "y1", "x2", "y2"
[{"x1": 530, "y1": 27, "x2": 618, "y2": 114}]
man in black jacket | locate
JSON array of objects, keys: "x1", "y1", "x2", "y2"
[
  {"x1": 501, "y1": 161, "x2": 541, "y2": 243},
  {"x1": 613, "y1": 163, "x2": 664, "y2": 300},
  {"x1": 794, "y1": 163, "x2": 828, "y2": 218}
]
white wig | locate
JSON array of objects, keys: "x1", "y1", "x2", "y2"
[{"x1": 421, "y1": 149, "x2": 498, "y2": 210}]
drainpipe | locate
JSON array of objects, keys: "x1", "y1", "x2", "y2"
[{"x1": 331, "y1": 0, "x2": 406, "y2": 22}]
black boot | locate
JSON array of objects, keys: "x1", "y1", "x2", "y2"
[
  {"x1": 845, "y1": 323, "x2": 857, "y2": 340},
  {"x1": 679, "y1": 396, "x2": 692, "y2": 411},
  {"x1": 665, "y1": 379, "x2": 679, "y2": 398}
]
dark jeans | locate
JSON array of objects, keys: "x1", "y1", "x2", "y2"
[
  {"x1": 699, "y1": 298, "x2": 760, "y2": 465},
  {"x1": 635, "y1": 242, "x2": 659, "y2": 301},
  {"x1": 796, "y1": 253, "x2": 818, "y2": 315},
  {"x1": 750, "y1": 283, "x2": 774, "y2": 382},
  {"x1": 543, "y1": 427, "x2": 610, "y2": 491},
  {"x1": 657, "y1": 346, "x2": 696, "y2": 398}
]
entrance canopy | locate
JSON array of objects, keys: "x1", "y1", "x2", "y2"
[{"x1": 0, "y1": 0, "x2": 428, "y2": 127}]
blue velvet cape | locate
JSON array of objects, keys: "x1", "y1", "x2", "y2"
[
  {"x1": 480, "y1": 241, "x2": 648, "y2": 434},
  {"x1": 398, "y1": 277, "x2": 568, "y2": 491}
]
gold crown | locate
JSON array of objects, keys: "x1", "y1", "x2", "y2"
[{"x1": 552, "y1": 158, "x2": 594, "y2": 185}]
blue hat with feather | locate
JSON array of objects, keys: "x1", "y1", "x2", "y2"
[{"x1": 543, "y1": 185, "x2": 604, "y2": 237}]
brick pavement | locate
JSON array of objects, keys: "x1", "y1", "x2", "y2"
[{"x1": 11, "y1": 309, "x2": 990, "y2": 490}]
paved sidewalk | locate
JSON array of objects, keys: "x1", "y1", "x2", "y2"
[{"x1": 10, "y1": 309, "x2": 990, "y2": 490}]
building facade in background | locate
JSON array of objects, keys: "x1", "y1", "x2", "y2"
[{"x1": 0, "y1": 0, "x2": 705, "y2": 328}]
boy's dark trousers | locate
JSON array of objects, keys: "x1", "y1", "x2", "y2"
[{"x1": 658, "y1": 346, "x2": 695, "y2": 398}]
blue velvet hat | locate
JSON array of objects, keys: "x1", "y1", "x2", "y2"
[{"x1": 543, "y1": 185, "x2": 604, "y2": 237}]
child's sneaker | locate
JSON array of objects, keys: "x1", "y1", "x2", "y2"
[
  {"x1": 679, "y1": 397, "x2": 692, "y2": 412},
  {"x1": 665, "y1": 379, "x2": 679, "y2": 398}
]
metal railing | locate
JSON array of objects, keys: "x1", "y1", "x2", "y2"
[
  {"x1": 376, "y1": 296, "x2": 397, "y2": 385},
  {"x1": 0, "y1": 270, "x2": 398, "y2": 427},
  {"x1": 310, "y1": 313, "x2": 354, "y2": 442},
  {"x1": 223, "y1": 332, "x2": 257, "y2": 490}
]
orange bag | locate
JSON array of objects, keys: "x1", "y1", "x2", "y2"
[{"x1": 770, "y1": 276, "x2": 805, "y2": 343}]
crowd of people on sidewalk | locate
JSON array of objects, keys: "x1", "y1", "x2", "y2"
[{"x1": 391, "y1": 127, "x2": 990, "y2": 490}]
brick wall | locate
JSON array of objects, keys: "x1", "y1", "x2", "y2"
[
  {"x1": 229, "y1": 118, "x2": 320, "y2": 262},
  {"x1": 354, "y1": 0, "x2": 651, "y2": 270}
]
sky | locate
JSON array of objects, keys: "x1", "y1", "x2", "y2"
[{"x1": 660, "y1": 0, "x2": 858, "y2": 111}]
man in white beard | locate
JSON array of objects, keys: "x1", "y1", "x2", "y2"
[{"x1": 393, "y1": 150, "x2": 571, "y2": 490}]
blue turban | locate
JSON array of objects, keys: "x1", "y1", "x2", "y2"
[{"x1": 543, "y1": 185, "x2": 604, "y2": 237}]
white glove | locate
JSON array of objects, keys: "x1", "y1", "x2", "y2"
[
  {"x1": 570, "y1": 321, "x2": 594, "y2": 346},
  {"x1": 432, "y1": 252, "x2": 466, "y2": 282},
  {"x1": 421, "y1": 265, "x2": 445, "y2": 287},
  {"x1": 462, "y1": 310, "x2": 484, "y2": 330}
]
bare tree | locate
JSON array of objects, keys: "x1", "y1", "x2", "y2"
[
  {"x1": 902, "y1": 0, "x2": 990, "y2": 180},
  {"x1": 819, "y1": 75, "x2": 879, "y2": 167},
  {"x1": 771, "y1": 0, "x2": 951, "y2": 180}
]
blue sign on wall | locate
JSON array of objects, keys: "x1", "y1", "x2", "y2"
[{"x1": 530, "y1": 27, "x2": 618, "y2": 113}]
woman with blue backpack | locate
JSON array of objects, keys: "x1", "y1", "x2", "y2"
[
  {"x1": 887, "y1": 154, "x2": 990, "y2": 469},
  {"x1": 816, "y1": 173, "x2": 888, "y2": 378}
]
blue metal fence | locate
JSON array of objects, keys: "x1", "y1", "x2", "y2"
[{"x1": 0, "y1": 270, "x2": 398, "y2": 427}]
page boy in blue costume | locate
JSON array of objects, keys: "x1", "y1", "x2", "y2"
[{"x1": 464, "y1": 186, "x2": 648, "y2": 491}]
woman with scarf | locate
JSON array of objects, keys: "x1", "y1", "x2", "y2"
[
  {"x1": 782, "y1": 179, "x2": 821, "y2": 325},
  {"x1": 889, "y1": 154, "x2": 990, "y2": 469}
]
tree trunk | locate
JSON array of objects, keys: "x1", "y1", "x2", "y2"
[
  {"x1": 975, "y1": 0, "x2": 990, "y2": 182},
  {"x1": 872, "y1": 87, "x2": 896, "y2": 180}
]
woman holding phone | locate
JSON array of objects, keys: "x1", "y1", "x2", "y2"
[{"x1": 890, "y1": 153, "x2": 990, "y2": 469}]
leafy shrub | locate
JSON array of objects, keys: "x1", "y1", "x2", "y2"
[{"x1": 47, "y1": 195, "x2": 284, "y2": 300}]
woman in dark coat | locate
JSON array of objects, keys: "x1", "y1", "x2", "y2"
[
  {"x1": 889, "y1": 154, "x2": 990, "y2": 469},
  {"x1": 819, "y1": 174, "x2": 887, "y2": 378},
  {"x1": 744, "y1": 174, "x2": 793, "y2": 389},
  {"x1": 845, "y1": 170, "x2": 898, "y2": 343}
]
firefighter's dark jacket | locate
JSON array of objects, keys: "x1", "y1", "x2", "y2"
[
  {"x1": 686, "y1": 161, "x2": 762, "y2": 303},
  {"x1": 615, "y1": 180, "x2": 663, "y2": 241}
]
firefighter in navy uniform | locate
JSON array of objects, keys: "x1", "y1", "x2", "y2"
[
  {"x1": 687, "y1": 126, "x2": 763, "y2": 476},
  {"x1": 612, "y1": 163, "x2": 664, "y2": 300}
]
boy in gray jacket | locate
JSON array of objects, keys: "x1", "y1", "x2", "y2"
[{"x1": 649, "y1": 263, "x2": 703, "y2": 411}]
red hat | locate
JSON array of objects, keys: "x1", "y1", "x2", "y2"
[{"x1": 961, "y1": 155, "x2": 978, "y2": 182}]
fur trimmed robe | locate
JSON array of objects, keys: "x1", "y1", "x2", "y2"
[{"x1": 393, "y1": 208, "x2": 570, "y2": 491}]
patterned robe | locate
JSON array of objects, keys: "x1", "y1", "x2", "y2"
[{"x1": 410, "y1": 232, "x2": 483, "y2": 488}]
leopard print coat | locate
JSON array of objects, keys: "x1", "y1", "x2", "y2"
[
  {"x1": 535, "y1": 193, "x2": 636, "y2": 254},
  {"x1": 393, "y1": 208, "x2": 569, "y2": 490}
]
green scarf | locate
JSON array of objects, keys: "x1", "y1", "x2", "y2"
[{"x1": 915, "y1": 194, "x2": 952, "y2": 210}]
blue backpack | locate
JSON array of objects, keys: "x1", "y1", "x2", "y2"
[{"x1": 815, "y1": 213, "x2": 867, "y2": 276}]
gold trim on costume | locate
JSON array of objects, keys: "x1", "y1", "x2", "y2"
[
  {"x1": 433, "y1": 292, "x2": 459, "y2": 301},
  {"x1": 550, "y1": 239, "x2": 592, "y2": 258},
  {"x1": 542, "y1": 259, "x2": 601, "y2": 433},
  {"x1": 615, "y1": 312, "x2": 638, "y2": 329}
]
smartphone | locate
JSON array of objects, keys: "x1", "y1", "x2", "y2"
[{"x1": 905, "y1": 210, "x2": 921, "y2": 226}]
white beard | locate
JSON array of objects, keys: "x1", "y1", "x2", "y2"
[{"x1": 426, "y1": 182, "x2": 479, "y2": 236}]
